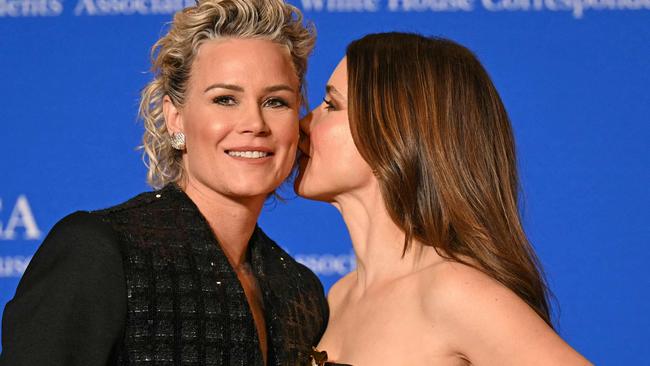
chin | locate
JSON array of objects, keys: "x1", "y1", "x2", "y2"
[
  {"x1": 293, "y1": 171, "x2": 306, "y2": 196},
  {"x1": 293, "y1": 170, "x2": 313, "y2": 198},
  {"x1": 226, "y1": 182, "x2": 277, "y2": 200},
  {"x1": 295, "y1": 161, "x2": 317, "y2": 198},
  {"x1": 294, "y1": 177, "x2": 334, "y2": 202},
  {"x1": 295, "y1": 162, "x2": 343, "y2": 202}
]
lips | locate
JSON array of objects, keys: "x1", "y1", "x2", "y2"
[
  {"x1": 227, "y1": 151, "x2": 269, "y2": 158},
  {"x1": 225, "y1": 146, "x2": 274, "y2": 160}
]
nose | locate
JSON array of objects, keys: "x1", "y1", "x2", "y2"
[{"x1": 238, "y1": 105, "x2": 270, "y2": 136}]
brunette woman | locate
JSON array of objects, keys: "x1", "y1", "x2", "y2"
[{"x1": 296, "y1": 33, "x2": 591, "y2": 366}]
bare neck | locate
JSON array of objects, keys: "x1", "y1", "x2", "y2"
[
  {"x1": 333, "y1": 180, "x2": 442, "y2": 295},
  {"x1": 182, "y1": 178, "x2": 265, "y2": 269}
]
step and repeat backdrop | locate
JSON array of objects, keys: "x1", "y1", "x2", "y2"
[{"x1": 1, "y1": 0, "x2": 648, "y2": 363}]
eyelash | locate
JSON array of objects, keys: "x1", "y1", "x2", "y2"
[
  {"x1": 323, "y1": 97, "x2": 335, "y2": 111},
  {"x1": 213, "y1": 95, "x2": 237, "y2": 106},
  {"x1": 212, "y1": 96, "x2": 289, "y2": 108},
  {"x1": 264, "y1": 97, "x2": 289, "y2": 108}
]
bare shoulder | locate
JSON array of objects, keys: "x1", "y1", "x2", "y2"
[
  {"x1": 326, "y1": 270, "x2": 356, "y2": 311},
  {"x1": 416, "y1": 260, "x2": 521, "y2": 318},
  {"x1": 415, "y1": 261, "x2": 592, "y2": 365}
]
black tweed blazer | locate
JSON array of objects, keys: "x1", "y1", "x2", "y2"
[{"x1": 0, "y1": 184, "x2": 328, "y2": 366}]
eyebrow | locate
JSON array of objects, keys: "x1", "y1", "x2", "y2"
[
  {"x1": 204, "y1": 83, "x2": 243, "y2": 93},
  {"x1": 204, "y1": 83, "x2": 296, "y2": 94},
  {"x1": 326, "y1": 85, "x2": 346, "y2": 100},
  {"x1": 265, "y1": 84, "x2": 296, "y2": 93}
]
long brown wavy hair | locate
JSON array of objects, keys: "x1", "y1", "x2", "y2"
[{"x1": 346, "y1": 33, "x2": 552, "y2": 326}]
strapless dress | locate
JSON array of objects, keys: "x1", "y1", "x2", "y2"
[{"x1": 311, "y1": 348, "x2": 353, "y2": 366}]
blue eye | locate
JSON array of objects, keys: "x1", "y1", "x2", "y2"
[{"x1": 213, "y1": 96, "x2": 237, "y2": 106}]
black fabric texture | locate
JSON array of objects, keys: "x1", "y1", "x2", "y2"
[{"x1": 0, "y1": 184, "x2": 328, "y2": 366}]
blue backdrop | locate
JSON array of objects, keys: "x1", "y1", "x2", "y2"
[{"x1": 1, "y1": 1, "x2": 649, "y2": 364}]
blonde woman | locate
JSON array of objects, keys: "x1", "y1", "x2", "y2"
[{"x1": 0, "y1": 1, "x2": 327, "y2": 365}]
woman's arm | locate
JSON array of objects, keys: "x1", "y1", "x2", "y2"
[{"x1": 0, "y1": 211, "x2": 126, "y2": 366}]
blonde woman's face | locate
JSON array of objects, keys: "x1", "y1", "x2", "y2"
[
  {"x1": 166, "y1": 38, "x2": 300, "y2": 200},
  {"x1": 295, "y1": 57, "x2": 375, "y2": 202}
]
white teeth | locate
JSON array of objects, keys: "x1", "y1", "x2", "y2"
[{"x1": 227, "y1": 151, "x2": 269, "y2": 159}]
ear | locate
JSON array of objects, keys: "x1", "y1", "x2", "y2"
[{"x1": 163, "y1": 95, "x2": 183, "y2": 134}]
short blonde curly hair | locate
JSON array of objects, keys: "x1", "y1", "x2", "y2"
[{"x1": 139, "y1": 0, "x2": 315, "y2": 188}]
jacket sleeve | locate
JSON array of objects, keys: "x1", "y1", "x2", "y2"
[{"x1": 0, "y1": 211, "x2": 126, "y2": 366}]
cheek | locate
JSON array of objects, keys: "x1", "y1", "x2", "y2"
[
  {"x1": 312, "y1": 121, "x2": 353, "y2": 164},
  {"x1": 310, "y1": 123, "x2": 334, "y2": 165},
  {"x1": 298, "y1": 117, "x2": 375, "y2": 198},
  {"x1": 268, "y1": 115, "x2": 300, "y2": 179},
  {"x1": 272, "y1": 116, "x2": 300, "y2": 156},
  {"x1": 279, "y1": 120, "x2": 300, "y2": 146},
  {"x1": 184, "y1": 108, "x2": 230, "y2": 147},
  {"x1": 311, "y1": 120, "x2": 371, "y2": 181},
  {"x1": 309, "y1": 121, "x2": 363, "y2": 187}
]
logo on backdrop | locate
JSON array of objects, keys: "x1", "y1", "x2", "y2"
[
  {"x1": 0, "y1": 196, "x2": 41, "y2": 241},
  {"x1": 0, "y1": 0, "x2": 647, "y2": 18},
  {"x1": 295, "y1": 251, "x2": 356, "y2": 276},
  {"x1": 74, "y1": 0, "x2": 194, "y2": 15},
  {"x1": 299, "y1": 0, "x2": 650, "y2": 18},
  {"x1": 0, "y1": 256, "x2": 31, "y2": 278},
  {"x1": 0, "y1": 0, "x2": 62, "y2": 16}
]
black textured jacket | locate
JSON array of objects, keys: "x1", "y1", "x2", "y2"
[{"x1": 0, "y1": 184, "x2": 328, "y2": 366}]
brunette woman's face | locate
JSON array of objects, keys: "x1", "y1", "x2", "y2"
[
  {"x1": 164, "y1": 38, "x2": 300, "y2": 200},
  {"x1": 295, "y1": 57, "x2": 375, "y2": 201}
]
